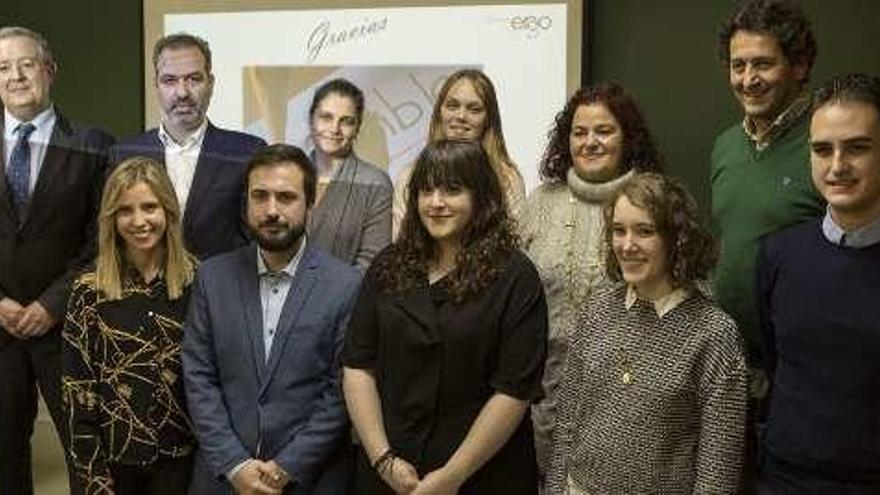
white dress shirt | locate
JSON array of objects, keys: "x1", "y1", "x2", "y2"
[
  {"x1": 157, "y1": 119, "x2": 208, "y2": 213},
  {"x1": 4, "y1": 105, "x2": 57, "y2": 193}
]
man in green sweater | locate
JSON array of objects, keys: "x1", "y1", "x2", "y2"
[
  {"x1": 712, "y1": 0, "x2": 823, "y2": 373},
  {"x1": 711, "y1": 1, "x2": 824, "y2": 486}
]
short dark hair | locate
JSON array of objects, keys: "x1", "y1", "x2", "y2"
[
  {"x1": 153, "y1": 33, "x2": 212, "y2": 75},
  {"x1": 604, "y1": 173, "x2": 717, "y2": 289},
  {"x1": 718, "y1": 0, "x2": 817, "y2": 82},
  {"x1": 246, "y1": 144, "x2": 316, "y2": 207},
  {"x1": 812, "y1": 73, "x2": 880, "y2": 117},
  {"x1": 540, "y1": 82, "x2": 662, "y2": 183},
  {"x1": 308, "y1": 78, "x2": 365, "y2": 128}
]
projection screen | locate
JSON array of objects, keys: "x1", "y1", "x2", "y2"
[{"x1": 144, "y1": 0, "x2": 584, "y2": 190}]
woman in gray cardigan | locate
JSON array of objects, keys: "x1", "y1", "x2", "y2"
[
  {"x1": 522, "y1": 83, "x2": 663, "y2": 479},
  {"x1": 307, "y1": 78, "x2": 393, "y2": 271}
]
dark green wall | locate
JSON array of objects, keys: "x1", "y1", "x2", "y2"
[
  {"x1": 3, "y1": 1, "x2": 879, "y2": 208},
  {"x1": 588, "y1": 0, "x2": 880, "y2": 206},
  {"x1": 1, "y1": 0, "x2": 143, "y2": 137}
]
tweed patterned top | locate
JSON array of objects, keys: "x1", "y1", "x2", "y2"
[
  {"x1": 547, "y1": 283, "x2": 747, "y2": 494},
  {"x1": 521, "y1": 168, "x2": 633, "y2": 472}
]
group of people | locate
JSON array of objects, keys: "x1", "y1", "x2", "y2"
[{"x1": 1, "y1": 0, "x2": 878, "y2": 494}]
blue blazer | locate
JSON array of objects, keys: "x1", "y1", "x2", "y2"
[
  {"x1": 109, "y1": 123, "x2": 265, "y2": 260},
  {"x1": 183, "y1": 242, "x2": 361, "y2": 493}
]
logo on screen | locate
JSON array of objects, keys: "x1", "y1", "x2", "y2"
[{"x1": 508, "y1": 15, "x2": 553, "y2": 38}]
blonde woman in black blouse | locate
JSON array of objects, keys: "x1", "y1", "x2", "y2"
[
  {"x1": 62, "y1": 157, "x2": 196, "y2": 494},
  {"x1": 547, "y1": 173, "x2": 747, "y2": 494}
]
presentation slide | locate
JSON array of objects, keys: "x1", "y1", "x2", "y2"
[{"x1": 148, "y1": 2, "x2": 580, "y2": 190}]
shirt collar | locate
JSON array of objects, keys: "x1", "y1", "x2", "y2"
[
  {"x1": 743, "y1": 92, "x2": 811, "y2": 150},
  {"x1": 158, "y1": 118, "x2": 208, "y2": 149},
  {"x1": 624, "y1": 285, "x2": 690, "y2": 318},
  {"x1": 4, "y1": 104, "x2": 56, "y2": 139},
  {"x1": 257, "y1": 238, "x2": 307, "y2": 278},
  {"x1": 821, "y1": 207, "x2": 880, "y2": 248}
]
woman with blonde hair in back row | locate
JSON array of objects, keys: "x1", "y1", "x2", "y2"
[
  {"x1": 392, "y1": 69, "x2": 526, "y2": 237},
  {"x1": 62, "y1": 156, "x2": 197, "y2": 494}
]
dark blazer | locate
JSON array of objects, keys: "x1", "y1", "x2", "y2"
[
  {"x1": 0, "y1": 111, "x2": 114, "y2": 348},
  {"x1": 109, "y1": 123, "x2": 265, "y2": 260},
  {"x1": 183, "y1": 242, "x2": 361, "y2": 494}
]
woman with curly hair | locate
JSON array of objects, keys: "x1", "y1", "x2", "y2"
[
  {"x1": 62, "y1": 157, "x2": 197, "y2": 493},
  {"x1": 343, "y1": 140, "x2": 548, "y2": 494},
  {"x1": 522, "y1": 82, "x2": 662, "y2": 474},
  {"x1": 546, "y1": 173, "x2": 747, "y2": 494},
  {"x1": 392, "y1": 69, "x2": 526, "y2": 237}
]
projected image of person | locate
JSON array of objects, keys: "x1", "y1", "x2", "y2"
[
  {"x1": 62, "y1": 157, "x2": 197, "y2": 493},
  {"x1": 546, "y1": 173, "x2": 747, "y2": 494},
  {"x1": 521, "y1": 83, "x2": 662, "y2": 477},
  {"x1": 344, "y1": 141, "x2": 547, "y2": 494},
  {"x1": 307, "y1": 78, "x2": 393, "y2": 271},
  {"x1": 392, "y1": 69, "x2": 526, "y2": 237}
]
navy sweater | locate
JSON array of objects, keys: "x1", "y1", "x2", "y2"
[{"x1": 757, "y1": 219, "x2": 880, "y2": 480}]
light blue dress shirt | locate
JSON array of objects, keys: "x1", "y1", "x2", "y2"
[{"x1": 821, "y1": 207, "x2": 880, "y2": 248}]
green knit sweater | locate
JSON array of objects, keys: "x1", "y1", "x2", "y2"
[{"x1": 710, "y1": 116, "x2": 823, "y2": 364}]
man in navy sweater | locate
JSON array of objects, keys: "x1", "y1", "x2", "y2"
[{"x1": 756, "y1": 73, "x2": 880, "y2": 492}]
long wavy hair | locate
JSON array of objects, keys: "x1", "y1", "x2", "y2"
[
  {"x1": 373, "y1": 141, "x2": 517, "y2": 303},
  {"x1": 540, "y1": 82, "x2": 662, "y2": 183},
  {"x1": 603, "y1": 173, "x2": 717, "y2": 289},
  {"x1": 428, "y1": 69, "x2": 522, "y2": 198},
  {"x1": 95, "y1": 157, "x2": 195, "y2": 300}
]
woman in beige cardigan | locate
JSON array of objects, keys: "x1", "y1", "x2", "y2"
[{"x1": 521, "y1": 82, "x2": 662, "y2": 481}]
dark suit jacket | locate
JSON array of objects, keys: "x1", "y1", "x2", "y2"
[
  {"x1": 0, "y1": 111, "x2": 114, "y2": 348},
  {"x1": 183, "y1": 243, "x2": 361, "y2": 493},
  {"x1": 109, "y1": 123, "x2": 265, "y2": 260}
]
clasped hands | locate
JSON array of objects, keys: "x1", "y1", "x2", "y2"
[
  {"x1": 231, "y1": 459, "x2": 291, "y2": 495},
  {"x1": 381, "y1": 457, "x2": 463, "y2": 495},
  {"x1": 0, "y1": 297, "x2": 56, "y2": 338}
]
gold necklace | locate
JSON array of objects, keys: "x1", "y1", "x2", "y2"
[{"x1": 618, "y1": 350, "x2": 635, "y2": 385}]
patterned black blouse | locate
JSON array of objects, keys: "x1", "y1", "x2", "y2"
[{"x1": 62, "y1": 270, "x2": 194, "y2": 493}]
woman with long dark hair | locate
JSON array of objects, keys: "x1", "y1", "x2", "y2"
[{"x1": 344, "y1": 140, "x2": 547, "y2": 494}]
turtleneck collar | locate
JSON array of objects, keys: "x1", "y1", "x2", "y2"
[{"x1": 566, "y1": 167, "x2": 635, "y2": 203}]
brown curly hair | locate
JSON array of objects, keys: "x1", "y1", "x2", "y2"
[
  {"x1": 603, "y1": 173, "x2": 717, "y2": 288},
  {"x1": 372, "y1": 141, "x2": 517, "y2": 303},
  {"x1": 539, "y1": 82, "x2": 662, "y2": 183}
]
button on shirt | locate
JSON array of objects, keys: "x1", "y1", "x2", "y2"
[
  {"x1": 257, "y1": 240, "x2": 307, "y2": 361},
  {"x1": 4, "y1": 106, "x2": 57, "y2": 193},
  {"x1": 157, "y1": 119, "x2": 208, "y2": 212}
]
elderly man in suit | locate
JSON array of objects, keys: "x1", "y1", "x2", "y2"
[
  {"x1": 111, "y1": 32, "x2": 265, "y2": 260},
  {"x1": 183, "y1": 144, "x2": 361, "y2": 494},
  {"x1": 0, "y1": 26, "x2": 114, "y2": 494}
]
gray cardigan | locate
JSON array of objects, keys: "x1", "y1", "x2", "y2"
[{"x1": 307, "y1": 154, "x2": 393, "y2": 271}]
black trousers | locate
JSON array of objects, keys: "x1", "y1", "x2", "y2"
[
  {"x1": 0, "y1": 330, "x2": 81, "y2": 495},
  {"x1": 110, "y1": 455, "x2": 194, "y2": 495}
]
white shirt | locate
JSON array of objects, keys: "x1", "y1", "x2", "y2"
[
  {"x1": 157, "y1": 119, "x2": 208, "y2": 213},
  {"x1": 4, "y1": 105, "x2": 57, "y2": 193}
]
